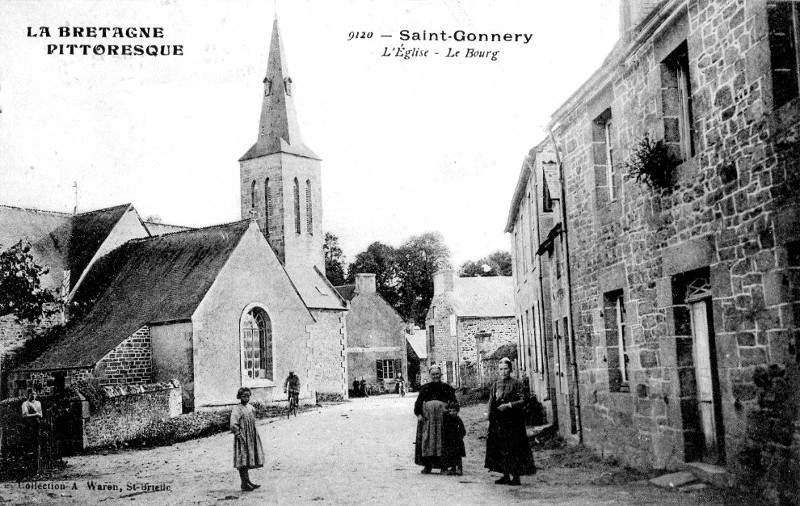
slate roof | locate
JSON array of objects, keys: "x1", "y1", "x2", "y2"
[
  {"x1": 334, "y1": 284, "x2": 357, "y2": 302},
  {"x1": 144, "y1": 221, "x2": 192, "y2": 236},
  {"x1": 486, "y1": 342, "x2": 517, "y2": 361},
  {"x1": 0, "y1": 204, "x2": 134, "y2": 291},
  {"x1": 19, "y1": 221, "x2": 251, "y2": 371},
  {"x1": 0, "y1": 206, "x2": 71, "y2": 290},
  {"x1": 451, "y1": 276, "x2": 514, "y2": 318},
  {"x1": 285, "y1": 266, "x2": 347, "y2": 310},
  {"x1": 66, "y1": 204, "x2": 132, "y2": 290}
]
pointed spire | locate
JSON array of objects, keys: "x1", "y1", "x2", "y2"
[{"x1": 240, "y1": 18, "x2": 319, "y2": 161}]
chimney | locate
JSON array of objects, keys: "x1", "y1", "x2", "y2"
[
  {"x1": 433, "y1": 269, "x2": 454, "y2": 296},
  {"x1": 355, "y1": 273, "x2": 376, "y2": 294}
]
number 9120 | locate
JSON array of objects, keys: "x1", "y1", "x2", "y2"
[{"x1": 347, "y1": 31, "x2": 373, "y2": 40}]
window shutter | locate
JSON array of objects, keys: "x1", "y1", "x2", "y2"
[
  {"x1": 376, "y1": 360, "x2": 383, "y2": 380},
  {"x1": 394, "y1": 359, "x2": 402, "y2": 379}
]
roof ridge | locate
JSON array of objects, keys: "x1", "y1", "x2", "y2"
[
  {"x1": 143, "y1": 220, "x2": 193, "y2": 229},
  {"x1": 75, "y1": 203, "x2": 131, "y2": 216},
  {"x1": 127, "y1": 219, "x2": 250, "y2": 243},
  {"x1": 0, "y1": 204, "x2": 72, "y2": 216}
]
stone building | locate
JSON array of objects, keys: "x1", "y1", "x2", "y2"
[
  {"x1": 425, "y1": 270, "x2": 515, "y2": 387},
  {"x1": 239, "y1": 18, "x2": 348, "y2": 398},
  {"x1": 405, "y1": 325, "x2": 427, "y2": 389},
  {"x1": 504, "y1": 143, "x2": 568, "y2": 434},
  {"x1": 508, "y1": 0, "x2": 800, "y2": 500},
  {"x1": 4, "y1": 17, "x2": 350, "y2": 407},
  {"x1": 335, "y1": 273, "x2": 407, "y2": 392}
]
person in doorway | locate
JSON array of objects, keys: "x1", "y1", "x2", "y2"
[
  {"x1": 485, "y1": 357, "x2": 536, "y2": 485},
  {"x1": 231, "y1": 387, "x2": 265, "y2": 491},
  {"x1": 414, "y1": 364, "x2": 459, "y2": 474}
]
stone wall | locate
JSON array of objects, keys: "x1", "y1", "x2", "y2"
[
  {"x1": 84, "y1": 380, "x2": 182, "y2": 448},
  {"x1": 94, "y1": 326, "x2": 152, "y2": 386},
  {"x1": 545, "y1": 0, "x2": 800, "y2": 496},
  {"x1": 310, "y1": 309, "x2": 348, "y2": 398},
  {"x1": 458, "y1": 317, "x2": 516, "y2": 364},
  {"x1": 425, "y1": 296, "x2": 458, "y2": 384}
]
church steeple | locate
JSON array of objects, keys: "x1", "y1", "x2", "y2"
[{"x1": 240, "y1": 18, "x2": 319, "y2": 161}]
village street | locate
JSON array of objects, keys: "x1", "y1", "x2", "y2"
[{"x1": 1, "y1": 394, "x2": 755, "y2": 506}]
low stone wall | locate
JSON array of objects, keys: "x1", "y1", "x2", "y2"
[{"x1": 84, "y1": 380, "x2": 181, "y2": 448}]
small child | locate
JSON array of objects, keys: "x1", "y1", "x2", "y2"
[{"x1": 442, "y1": 401, "x2": 466, "y2": 475}]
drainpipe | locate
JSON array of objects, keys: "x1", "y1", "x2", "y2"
[{"x1": 548, "y1": 128, "x2": 584, "y2": 444}]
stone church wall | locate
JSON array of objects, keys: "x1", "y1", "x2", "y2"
[{"x1": 310, "y1": 309, "x2": 348, "y2": 399}]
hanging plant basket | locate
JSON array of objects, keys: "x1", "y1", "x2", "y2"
[{"x1": 623, "y1": 134, "x2": 678, "y2": 190}]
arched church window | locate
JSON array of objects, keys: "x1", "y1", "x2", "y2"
[
  {"x1": 251, "y1": 180, "x2": 257, "y2": 210},
  {"x1": 306, "y1": 179, "x2": 313, "y2": 235},
  {"x1": 294, "y1": 177, "x2": 301, "y2": 234},
  {"x1": 264, "y1": 178, "x2": 271, "y2": 233},
  {"x1": 241, "y1": 307, "x2": 273, "y2": 382}
]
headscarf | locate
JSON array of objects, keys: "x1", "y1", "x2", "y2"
[{"x1": 428, "y1": 364, "x2": 442, "y2": 374}]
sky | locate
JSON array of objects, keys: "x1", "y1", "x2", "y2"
[{"x1": 0, "y1": 0, "x2": 619, "y2": 267}]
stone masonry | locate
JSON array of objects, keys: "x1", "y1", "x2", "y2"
[{"x1": 537, "y1": 0, "x2": 800, "y2": 502}]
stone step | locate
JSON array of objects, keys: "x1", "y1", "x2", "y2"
[
  {"x1": 649, "y1": 471, "x2": 699, "y2": 489},
  {"x1": 683, "y1": 462, "x2": 736, "y2": 488}
]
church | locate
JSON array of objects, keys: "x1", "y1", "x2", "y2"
[{"x1": 2, "y1": 18, "x2": 349, "y2": 411}]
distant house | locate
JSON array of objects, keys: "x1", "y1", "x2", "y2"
[
  {"x1": 10, "y1": 220, "x2": 318, "y2": 411},
  {"x1": 425, "y1": 270, "x2": 515, "y2": 387},
  {"x1": 405, "y1": 325, "x2": 427, "y2": 389},
  {"x1": 336, "y1": 274, "x2": 407, "y2": 392}
]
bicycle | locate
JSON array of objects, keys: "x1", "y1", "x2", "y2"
[{"x1": 287, "y1": 391, "x2": 299, "y2": 418}]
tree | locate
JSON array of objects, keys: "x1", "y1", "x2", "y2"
[
  {"x1": 346, "y1": 242, "x2": 400, "y2": 306},
  {"x1": 395, "y1": 232, "x2": 451, "y2": 326},
  {"x1": 323, "y1": 232, "x2": 347, "y2": 286},
  {"x1": 458, "y1": 250, "x2": 512, "y2": 277},
  {"x1": 0, "y1": 241, "x2": 56, "y2": 323}
]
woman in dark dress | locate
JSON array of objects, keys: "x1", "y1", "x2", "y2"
[
  {"x1": 414, "y1": 365, "x2": 459, "y2": 474},
  {"x1": 485, "y1": 358, "x2": 536, "y2": 485}
]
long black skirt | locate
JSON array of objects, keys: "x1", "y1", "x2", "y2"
[{"x1": 484, "y1": 409, "x2": 536, "y2": 475}]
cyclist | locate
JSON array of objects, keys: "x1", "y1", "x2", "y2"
[{"x1": 284, "y1": 371, "x2": 300, "y2": 406}]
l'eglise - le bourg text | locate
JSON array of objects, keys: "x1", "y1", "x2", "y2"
[{"x1": 382, "y1": 29, "x2": 534, "y2": 62}]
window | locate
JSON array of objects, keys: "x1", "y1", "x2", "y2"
[
  {"x1": 519, "y1": 316, "x2": 526, "y2": 371},
  {"x1": 592, "y1": 108, "x2": 616, "y2": 203},
  {"x1": 555, "y1": 239, "x2": 562, "y2": 280},
  {"x1": 521, "y1": 205, "x2": 529, "y2": 273},
  {"x1": 250, "y1": 180, "x2": 257, "y2": 209},
  {"x1": 293, "y1": 177, "x2": 301, "y2": 234},
  {"x1": 376, "y1": 359, "x2": 399, "y2": 380},
  {"x1": 241, "y1": 307, "x2": 273, "y2": 383},
  {"x1": 604, "y1": 290, "x2": 629, "y2": 392},
  {"x1": 661, "y1": 42, "x2": 695, "y2": 161},
  {"x1": 542, "y1": 171, "x2": 554, "y2": 213},
  {"x1": 264, "y1": 178, "x2": 271, "y2": 233},
  {"x1": 305, "y1": 180, "x2": 313, "y2": 235},
  {"x1": 428, "y1": 325, "x2": 435, "y2": 350},
  {"x1": 528, "y1": 191, "x2": 536, "y2": 266},
  {"x1": 768, "y1": 1, "x2": 800, "y2": 108}
]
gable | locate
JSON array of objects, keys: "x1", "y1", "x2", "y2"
[{"x1": 18, "y1": 221, "x2": 251, "y2": 371}]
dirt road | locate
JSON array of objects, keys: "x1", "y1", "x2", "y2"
[{"x1": 0, "y1": 394, "x2": 754, "y2": 505}]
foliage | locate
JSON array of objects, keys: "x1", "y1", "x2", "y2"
[
  {"x1": 0, "y1": 241, "x2": 57, "y2": 323},
  {"x1": 622, "y1": 133, "x2": 678, "y2": 190},
  {"x1": 346, "y1": 241, "x2": 401, "y2": 306},
  {"x1": 458, "y1": 250, "x2": 512, "y2": 277},
  {"x1": 395, "y1": 232, "x2": 451, "y2": 327},
  {"x1": 323, "y1": 232, "x2": 347, "y2": 286},
  {"x1": 347, "y1": 232, "x2": 451, "y2": 326}
]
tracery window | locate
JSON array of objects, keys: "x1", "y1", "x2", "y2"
[
  {"x1": 305, "y1": 179, "x2": 313, "y2": 235},
  {"x1": 241, "y1": 307, "x2": 273, "y2": 383},
  {"x1": 294, "y1": 177, "x2": 301, "y2": 234}
]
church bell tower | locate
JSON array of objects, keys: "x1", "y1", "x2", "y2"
[{"x1": 239, "y1": 18, "x2": 324, "y2": 270}]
